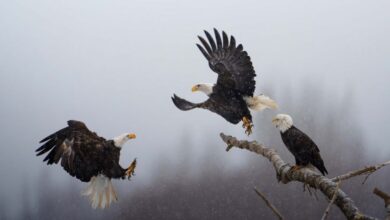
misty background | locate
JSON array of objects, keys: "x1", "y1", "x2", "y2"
[{"x1": 0, "y1": 0, "x2": 389, "y2": 219}]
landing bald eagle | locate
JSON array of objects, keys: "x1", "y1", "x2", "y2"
[
  {"x1": 272, "y1": 114, "x2": 328, "y2": 175},
  {"x1": 35, "y1": 120, "x2": 137, "y2": 209},
  {"x1": 172, "y1": 29, "x2": 277, "y2": 135}
]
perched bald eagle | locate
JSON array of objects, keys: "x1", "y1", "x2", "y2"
[
  {"x1": 172, "y1": 29, "x2": 277, "y2": 135},
  {"x1": 272, "y1": 114, "x2": 328, "y2": 175},
  {"x1": 35, "y1": 120, "x2": 137, "y2": 209}
]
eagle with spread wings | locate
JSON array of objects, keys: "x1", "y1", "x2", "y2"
[
  {"x1": 172, "y1": 29, "x2": 277, "y2": 135},
  {"x1": 36, "y1": 120, "x2": 137, "y2": 209}
]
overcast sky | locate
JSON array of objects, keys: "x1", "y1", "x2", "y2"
[{"x1": 0, "y1": 0, "x2": 389, "y2": 217}]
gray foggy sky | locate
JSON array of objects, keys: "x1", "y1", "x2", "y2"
[{"x1": 0, "y1": 0, "x2": 389, "y2": 216}]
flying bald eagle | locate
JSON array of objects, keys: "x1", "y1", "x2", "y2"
[
  {"x1": 172, "y1": 29, "x2": 277, "y2": 135},
  {"x1": 35, "y1": 120, "x2": 137, "y2": 209},
  {"x1": 272, "y1": 114, "x2": 328, "y2": 175}
]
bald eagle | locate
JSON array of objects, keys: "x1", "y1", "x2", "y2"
[
  {"x1": 172, "y1": 29, "x2": 277, "y2": 135},
  {"x1": 272, "y1": 114, "x2": 328, "y2": 175},
  {"x1": 35, "y1": 120, "x2": 137, "y2": 209}
]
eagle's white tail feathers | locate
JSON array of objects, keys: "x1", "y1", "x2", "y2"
[
  {"x1": 244, "y1": 95, "x2": 278, "y2": 111},
  {"x1": 82, "y1": 174, "x2": 118, "y2": 209}
]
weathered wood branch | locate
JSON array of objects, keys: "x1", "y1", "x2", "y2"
[
  {"x1": 220, "y1": 133, "x2": 377, "y2": 220},
  {"x1": 373, "y1": 188, "x2": 390, "y2": 220},
  {"x1": 321, "y1": 181, "x2": 341, "y2": 220},
  {"x1": 331, "y1": 161, "x2": 390, "y2": 183},
  {"x1": 254, "y1": 187, "x2": 284, "y2": 220}
]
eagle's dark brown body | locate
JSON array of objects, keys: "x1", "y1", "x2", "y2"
[
  {"x1": 204, "y1": 83, "x2": 251, "y2": 124},
  {"x1": 36, "y1": 120, "x2": 127, "y2": 182},
  {"x1": 280, "y1": 126, "x2": 328, "y2": 175}
]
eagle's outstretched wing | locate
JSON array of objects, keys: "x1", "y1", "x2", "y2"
[
  {"x1": 172, "y1": 85, "x2": 250, "y2": 125},
  {"x1": 197, "y1": 28, "x2": 256, "y2": 96},
  {"x1": 36, "y1": 120, "x2": 108, "y2": 182},
  {"x1": 171, "y1": 94, "x2": 200, "y2": 111}
]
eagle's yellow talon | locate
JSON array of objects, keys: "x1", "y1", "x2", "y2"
[
  {"x1": 290, "y1": 165, "x2": 301, "y2": 172},
  {"x1": 242, "y1": 117, "x2": 253, "y2": 135},
  {"x1": 125, "y1": 159, "x2": 137, "y2": 179}
]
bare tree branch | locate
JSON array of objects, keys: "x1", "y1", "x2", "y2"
[
  {"x1": 331, "y1": 161, "x2": 390, "y2": 183},
  {"x1": 253, "y1": 187, "x2": 284, "y2": 220},
  {"x1": 220, "y1": 133, "x2": 377, "y2": 220},
  {"x1": 321, "y1": 181, "x2": 341, "y2": 220},
  {"x1": 373, "y1": 188, "x2": 390, "y2": 220}
]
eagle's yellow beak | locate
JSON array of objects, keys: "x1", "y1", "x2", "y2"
[
  {"x1": 272, "y1": 118, "x2": 278, "y2": 123},
  {"x1": 127, "y1": 133, "x2": 136, "y2": 139},
  {"x1": 191, "y1": 85, "x2": 198, "y2": 92}
]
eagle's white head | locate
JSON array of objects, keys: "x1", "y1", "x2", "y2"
[
  {"x1": 272, "y1": 114, "x2": 293, "y2": 133},
  {"x1": 191, "y1": 83, "x2": 213, "y2": 96},
  {"x1": 113, "y1": 133, "x2": 136, "y2": 148}
]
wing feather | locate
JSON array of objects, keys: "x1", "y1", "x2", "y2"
[
  {"x1": 222, "y1": 31, "x2": 229, "y2": 49},
  {"x1": 196, "y1": 29, "x2": 256, "y2": 96},
  {"x1": 204, "y1": 30, "x2": 216, "y2": 51},
  {"x1": 196, "y1": 44, "x2": 210, "y2": 60},
  {"x1": 229, "y1": 36, "x2": 236, "y2": 51},
  {"x1": 198, "y1": 36, "x2": 212, "y2": 54},
  {"x1": 214, "y1": 28, "x2": 222, "y2": 48},
  {"x1": 36, "y1": 120, "x2": 107, "y2": 182},
  {"x1": 171, "y1": 94, "x2": 201, "y2": 111}
]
